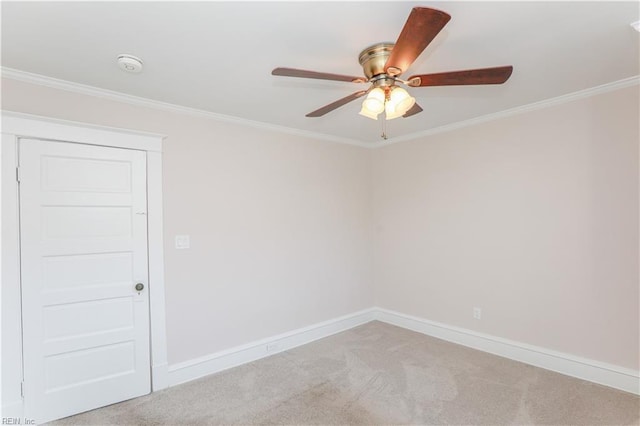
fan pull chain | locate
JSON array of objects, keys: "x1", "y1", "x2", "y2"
[{"x1": 381, "y1": 115, "x2": 388, "y2": 140}]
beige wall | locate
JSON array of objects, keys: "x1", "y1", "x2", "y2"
[
  {"x1": 1, "y1": 78, "x2": 374, "y2": 365},
  {"x1": 2, "y1": 77, "x2": 637, "y2": 373},
  {"x1": 372, "y1": 86, "x2": 639, "y2": 369}
]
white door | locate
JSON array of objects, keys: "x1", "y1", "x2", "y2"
[{"x1": 19, "y1": 139, "x2": 151, "y2": 424}]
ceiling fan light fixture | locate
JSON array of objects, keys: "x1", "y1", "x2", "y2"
[
  {"x1": 362, "y1": 88, "x2": 385, "y2": 112},
  {"x1": 385, "y1": 87, "x2": 416, "y2": 120},
  {"x1": 359, "y1": 106, "x2": 379, "y2": 120},
  {"x1": 271, "y1": 7, "x2": 513, "y2": 137},
  {"x1": 359, "y1": 87, "x2": 385, "y2": 119},
  {"x1": 385, "y1": 104, "x2": 404, "y2": 120}
]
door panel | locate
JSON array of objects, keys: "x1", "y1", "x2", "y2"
[
  {"x1": 42, "y1": 252, "x2": 134, "y2": 290},
  {"x1": 45, "y1": 341, "x2": 136, "y2": 391},
  {"x1": 43, "y1": 297, "x2": 134, "y2": 339},
  {"x1": 42, "y1": 206, "x2": 133, "y2": 239},
  {"x1": 19, "y1": 139, "x2": 150, "y2": 424},
  {"x1": 41, "y1": 155, "x2": 132, "y2": 193}
]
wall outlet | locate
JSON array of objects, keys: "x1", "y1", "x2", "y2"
[
  {"x1": 266, "y1": 342, "x2": 281, "y2": 352},
  {"x1": 473, "y1": 307, "x2": 482, "y2": 320}
]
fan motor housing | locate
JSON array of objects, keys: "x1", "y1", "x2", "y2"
[{"x1": 358, "y1": 43, "x2": 395, "y2": 79}]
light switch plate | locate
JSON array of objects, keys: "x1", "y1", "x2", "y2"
[{"x1": 175, "y1": 235, "x2": 190, "y2": 249}]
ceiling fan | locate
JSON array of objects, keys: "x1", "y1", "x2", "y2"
[{"x1": 272, "y1": 7, "x2": 513, "y2": 129}]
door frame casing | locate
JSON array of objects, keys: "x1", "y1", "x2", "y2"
[{"x1": 1, "y1": 111, "x2": 169, "y2": 418}]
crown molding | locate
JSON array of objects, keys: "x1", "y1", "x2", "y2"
[
  {"x1": 1, "y1": 110, "x2": 167, "y2": 142},
  {"x1": 374, "y1": 75, "x2": 640, "y2": 148},
  {"x1": 2, "y1": 67, "x2": 637, "y2": 149},
  {"x1": 0, "y1": 67, "x2": 370, "y2": 148}
]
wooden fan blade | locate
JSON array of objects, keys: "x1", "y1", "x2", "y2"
[
  {"x1": 306, "y1": 90, "x2": 369, "y2": 117},
  {"x1": 403, "y1": 103, "x2": 423, "y2": 118},
  {"x1": 272, "y1": 67, "x2": 366, "y2": 83},
  {"x1": 384, "y1": 7, "x2": 451, "y2": 76},
  {"x1": 408, "y1": 66, "x2": 514, "y2": 87}
]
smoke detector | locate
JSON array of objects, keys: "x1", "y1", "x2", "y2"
[{"x1": 117, "y1": 54, "x2": 143, "y2": 73}]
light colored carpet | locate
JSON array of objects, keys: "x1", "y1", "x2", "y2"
[{"x1": 51, "y1": 321, "x2": 639, "y2": 425}]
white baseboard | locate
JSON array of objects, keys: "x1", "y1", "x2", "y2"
[
  {"x1": 374, "y1": 308, "x2": 640, "y2": 395},
  {"x1": 167, "y1": 308, "x2": 376, "y2": 386},
  {"x1": 166, "y1": 307, "x2": 639, "y2": 395}
]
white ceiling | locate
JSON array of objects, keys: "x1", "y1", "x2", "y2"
[{"x1": 2, "y1": 2, "x2": 639, "y2": 144}]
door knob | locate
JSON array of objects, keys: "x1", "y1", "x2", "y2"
[{"x1": 135, "y1": 283, "x2": 145, "y2": 291}]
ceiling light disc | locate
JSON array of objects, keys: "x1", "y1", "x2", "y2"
[{"x1": 117, "y1": 54, "x2": 144, "y2": 73}]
